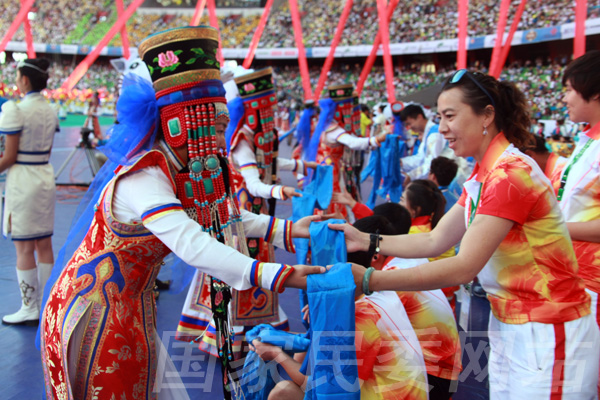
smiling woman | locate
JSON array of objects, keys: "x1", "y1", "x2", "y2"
[{"x1": 332, "y1": 69, "x2": 600, "y2": 399}]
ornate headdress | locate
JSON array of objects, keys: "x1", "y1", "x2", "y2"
[
  {"x1": 232, "y1": 68, "x2": 277, "y2": 160},
  {"x1": 139, "y1": 26, "x2": 239, "y2": 241},
  {"x1": 328, "y1": 83, "x2": 355, "y2": 133},
  {"x1": 140, "y1": 28, "x2": 244, "y2": 397}
]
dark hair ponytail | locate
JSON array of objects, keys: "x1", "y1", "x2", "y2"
[
  {"x1": 440, "y1": 71, "x2": 533, "y2": 149},
  {"x1": 406, "y1": 179, "x2": 446, "y2": 229},
  {"x1": 17, "y1": 58, "x2": 50, "y2": 91},
  {"x1": 496, "y1": 80, "x2": 533, "y2": 149}
]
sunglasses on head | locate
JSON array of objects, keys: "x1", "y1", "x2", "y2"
[{"x1": 447, "y1": 69, "x2": 496, "y2": 109}]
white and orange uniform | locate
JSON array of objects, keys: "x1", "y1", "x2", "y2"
[
  {"x1": 459, "y1": 132, "x2": 599, "y2": 399},
  {"x1": 384, "y1": 257, "x2": 462, "y2": 384},
  {"x1": 551, "y1": 122, "x2": 600, "y2": 393}
]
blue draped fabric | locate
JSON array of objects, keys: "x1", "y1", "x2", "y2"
[
  {"x1": 225, "y1": 96, "x2": 245, "y2": 153},
  {"x1": 309, "y1": 220, "x2": 347, "y2": 267},
  {"x1": 240, "y1": 324, "x2": 310, "y2": 400},
  {"x1": 291, "y1": 165, "x2": 334, "y2": 265},
  {"x1": 361, "y1": 134, "x2": 405, "y2": 209},
  {"x1": 301, "y1": 263, "x2": 360, "y2": 399}
]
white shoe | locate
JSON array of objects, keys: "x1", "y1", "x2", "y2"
[{"x1": 2, "y1": 268, "x2": 39, "y2": 326}]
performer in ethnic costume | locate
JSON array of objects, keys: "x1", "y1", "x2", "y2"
[
  {"x1": 177, "y1": 67, "x2": 314, "y2": 357},
  {"x1": 40, "y1": 26, "x2": 321, "y2": 400},
  {"x1": 315, "y1": 84, "x2": 386, "y2": 216}
]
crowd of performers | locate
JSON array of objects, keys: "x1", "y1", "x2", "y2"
[{"x1": 1, "y1": 24, "x2": 600, "y2": 400}]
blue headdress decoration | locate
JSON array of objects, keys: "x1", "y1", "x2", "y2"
[
  {"x1": 305, "y1": 98, "x2": 337, "y2": 181},
  {"x1": 297, "y1": 106, "x2": 315, "y2": 155},
  {"x1": 100, "y1": 73, "x2": 160, "y2": 165},
  {"x1": 225, "y1": 96, "x2": 245, "y2": 154}
]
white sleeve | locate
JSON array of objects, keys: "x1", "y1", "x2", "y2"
[
  {"x1": 113, "y1": 166, "x2": 293, "y2": 292},
  {"x1": 0, "y1": 101, "x2": 24, "y2": 134},
  {"x1": 277, "y1": 157, "x2": 304, "y2": 174},
  {"x1": 239, "y1": 209, "x2": 295, "y2": 253},
  {"x1": 232, "y1": 139, "x2": 284, "y2": 200},
  {"x1": 331, "y1": 129, "x2": 379, "y2": 151}
]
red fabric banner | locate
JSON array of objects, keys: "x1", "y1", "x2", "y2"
[
  {"x1": 356, "y1": 0, "x2": 399, "y2": 96},
  {"x1": 62, "y1": 0, "x2": 144, "y2": 91},
  {"x1": 574, "y1": 0, "x2": 588, "y2": 58},
  {"x1": 191, "y1": 0, "x2": 208, "y2": 26},
  {"x1": 0, "y1": 0, "x2": 35, "y2": 54},
  {"x1": 116, "y1": 0, "x2": 131, "y2": 59},
  {"x1": 288, "y1": 0, "x2": 313, "y2": 101},
  {"x1": 376, "y1": 0, "x2": 395, "y2": 103},
  {"x1": 313, "y1": 0, "x2": 354, "y2": 101},
  {"x1": 21, "y1": 0, "x2": 35, "y2": 59},
  {"x1": 457, "y1": 0, "x2": 469, "y2": 69},
  {"x1": 493, "y1": 0, "x2": 527, "y2": 78},
  {"x1": 489, "y1": 0, "x2": 511, "y2": 77},
  {"x1": 207, "y1": 0, "x2": 223, "y2": 63},
  {"x1": 242, "y1": 0, "x2": 274, "y2": 69}
]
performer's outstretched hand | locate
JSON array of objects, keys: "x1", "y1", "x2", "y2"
[
  {"x1": 292, "y1": 215, "x2": 321, "y2": 238},
  {"x1": 328, "y1": 223, "x2": 369, "y2": 253},
  {"x1": 304, "y1": 161, "x2": 318, "y2": 170},
  {"x1": 285, "y1": 265, "x2": 328, "y2": 289},
  {"x1": 283, "y1": 186, "x2": 302, "y2": 200}
]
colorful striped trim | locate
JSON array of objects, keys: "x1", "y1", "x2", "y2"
[
  {"x1": 141, "y1": 203, "x2": 184, "y2": 224},
  {"x1": 264, "y1": 218, "x2": 277, "y2": 243},
  {"x1": 283, "y1": 220, "x2": 295, "y2": 253},
  {"x1": 239, "y1": 162, "x2": 258, "y2": 171},
  {"x1": 271, "y1": 264, "x2": 294, "y2": 293},
  {"x1": 250, "y1": 261, "x2": 265, "y2": 287},
  {"x1": 335, "y1": 132, "x2": 350, "y2": 142}
]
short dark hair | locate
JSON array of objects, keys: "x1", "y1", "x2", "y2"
[
  {"x1": 430, "y1": 156, "x2": 458, "y2": 187},
  {"x1": 399, "y1": 104, "x2": 426, "y2": 122},
  {"x1": 372, "y1": 203, "x2": 412, "y2": 235},
  {"x1": 406, "y1": 179, "x2": 446, "y2": 228},
  {"x1": 347, "y1": 216, "x2": 397, "y2": 269},
  {"x1": 562, "y1": 50, "x2": 600, "y2": 102},
  {"x1": 519, "y1": 134, "x2": 548, "y2": 154},
  {"x1": 17, "y1": 58, "x2": 50, "y2": 91}
]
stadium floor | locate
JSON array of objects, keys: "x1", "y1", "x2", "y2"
[{"x1": 0, "y1": 121, "x2": 490, "y2": 399}]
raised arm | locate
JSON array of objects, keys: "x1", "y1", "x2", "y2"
[{"x1": 368, "y1": 213, "x2": 513, "y2": 292}]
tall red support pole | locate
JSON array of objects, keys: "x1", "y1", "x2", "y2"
[
  {"x1": 313, "y1": 0, "x2": 354, "y2": 101},
  {"x1": 376, "y1": 0, "x2": 396, "y2": 103},
  {"x1": 457, "y1": 0, "x2": 469, "y2": 69},
  {"x1": 62, "y1": 0, "x2": 145, "y2": 91},
  {"x1": 207, "y1": 0, "x2": 223, "y2": 63},
  {"x1": 289, "y1": 0, "x2": 313, "y2": 101},
  {"x1": 21, "y1": 0, "x2": 35, "y2": 58},
  {"x1": 489, "y1": 0, "x2": 511, "y2": 76},
  {"x1": 116, "y1": 0, "x2": 131, "y2": 59},
  {"x1": 574, "y1": 0, "x2": 588, "y2": 58},
  {"x1": 242, "y1": 0, "x2": 274, "y2": 69},
  {"x1": 0, "y1": 0, "x2": 36, "y2": 54},
  {"x1": 356, "y1": 0, "x2": 400, "y2": 96},
  {"x1": 191, "y1": 0, "x2": 207, "y2": 26},
  {"x1": 492, "y1": 0, "x2": 527, "y2": 78}
]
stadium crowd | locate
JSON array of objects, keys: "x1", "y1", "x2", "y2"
[{"x1": 1, "y1": 0, "x2": 599, "y2": 48}]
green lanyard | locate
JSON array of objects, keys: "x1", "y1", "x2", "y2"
[
  {"x1": 557, "y1": 138, "x2": 594, "y2": 202},
  {"x1": 468, "y1": 184, "x2": 483, "y2": 227}
]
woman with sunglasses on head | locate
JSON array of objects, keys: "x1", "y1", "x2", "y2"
[
  {"x1": 551, "y1": 50, "x2": 600, "y2": 393},
  {"x1": 0, "y1": 58, "x2": 59, "y2": 326},
  {"x1": 334, "y1": 69, "x2": 600, "y2": 399}
]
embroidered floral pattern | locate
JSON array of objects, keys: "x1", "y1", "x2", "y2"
[{"x1": 150, "y1": 49, "x2": 183, "y2": 75}]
